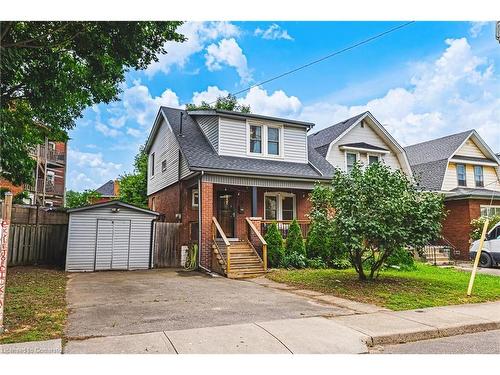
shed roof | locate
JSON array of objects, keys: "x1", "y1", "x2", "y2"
[{"x1": 67, "y1": 200, "x2": 159, "y2": 216}]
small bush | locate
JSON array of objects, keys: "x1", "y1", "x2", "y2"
[
  {"x1": 330, "y1": 255, "x2": 352, "y2": 269},
  {"x1": 306, "y1": 221, "x2": 334, "y2": 261},
  {"x1": 285, "y1": 219, "x2": 306, "y2": 257},
  {"x1": 282, "y1": 252, "x2": 308, "y2": 269},
  {"x1": 385, "y1": 247, "x2": 415, "y2": 270},
  {"x1": 264, "y1": 222, "x2": 285, "y2": 267},
  {"x1": 470, "y1": 215, "x2": 500, "y2": 241},
  {"x1": 306, "y1": 257, "x2": 327, "y2": 269}
]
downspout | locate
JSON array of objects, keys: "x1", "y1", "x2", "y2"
[
  {"x1": 197, "y1": 171, "x2": 211, "y2": 273},
  {"x1": 148, "y1": 218, "x2": 157, "y2": 269}
]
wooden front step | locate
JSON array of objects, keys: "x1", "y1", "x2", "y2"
[{"x1": 213, "y1": 239, "x2": 266, "y2": 279}]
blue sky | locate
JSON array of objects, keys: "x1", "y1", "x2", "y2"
[{"x1": 67, "y1": 21, "x2": 500, "y2": 192}]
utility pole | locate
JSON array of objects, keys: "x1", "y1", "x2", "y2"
[{"x1": 0, "y1": 192, "x2": 13, "y2": 333}]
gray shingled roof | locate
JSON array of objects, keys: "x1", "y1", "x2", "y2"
[
  {"x1": 95, "y1": 180, "x2": 115, "y2": 196},
  {"x1": 446, "y1": 187, "x2": 500, "y2": 200},
  {"x1": 404, "y1": 130, "x2": 472, "y2": 166},
  {"x1": 308, "y1": 112, "x2": 368, "y2": 150},
  {"x1": 452, "y1": 155, "x2": 496, "y2": 163},
  {"x1": 160, "y1": 107, "x2": 331, "y2": 180},
  {"x1": 403, "y1": 130, "x2": 474, "y2": 191}
]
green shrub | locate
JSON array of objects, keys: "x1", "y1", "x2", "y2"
[
  {"x1": 385, "y1": 247, "x2": 415, "y2": 270},
  {"x1": 264, "y1": 222, "x2": 285, "y2": 267},
  {"x1": 470, "y1": 215, "x2": 500, "y2": 241},
  {"x1": 282, "y1": 252, "x2": 308, "y2": 269},
  {"x1": 330, "y1": 255, "x2": 352, "y2": 269},
  {"x1": 306, "y1": 221, "x2": 334, "y2": 261},
  {"x1": 285, "y1": 219, "x2": 306, "y2": 257},
  {"x1": 306, "y1": 257, "x2": 327, "y2": 269},
  {"x1": 13, "y1": 191, "x2": 30, "y2": 204}
]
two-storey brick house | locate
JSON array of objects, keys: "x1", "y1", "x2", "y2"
[
  {"x1": 145, "y1": 107, "x2": 410, "y2": 277},
  {"x1": 405, "y1": 130, "x2": 500, "y2": 259}
]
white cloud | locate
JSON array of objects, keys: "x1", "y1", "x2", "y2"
[
  {"x1": 205, "y1": 38, "x2": 252, "y2": 83},
  {"x1": 469, "y1": 22, "x2": 489, "y2": 38},
  {"x1": 126, "y1": 127, "x2": 143, "y2": 138},
  {"x1": 67, "y1": 148, "x2": 123, "y2": 191},
  {"x1": 191, "y1": 86, "x2": 229, "y2": 105},
  {"x1": 254, "y1": 24, "x2": 294, "y2": 41},
  {"x1": 95, "y1": 122, "x2": 121, "y2": 137},
  {"x1": 239, "y1": 86, "x2": 301, "y2": 118},
  {"x1": 145, "y1": 22, "x2": 240, "y2": 77},
  {"x1": 302, "y1": 37, "x2": 500, "y2": 150}
]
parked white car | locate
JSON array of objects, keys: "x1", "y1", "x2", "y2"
[{"x1": 469, "y1": 222, "x2": 500, "y2": 268}]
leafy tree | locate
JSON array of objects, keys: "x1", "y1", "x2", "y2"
[
  {"x1": 263, "y1": 222, "x2": 285, "y2": 267},
  {"x1": 118, "y1": 145, "x2": 148, "y2": 207},
  {"x1": 470, "y1": 215, "x2": 500, "y2": 241},
  {"x1": 65, "y1": 190, "x2": 101, "y2": 208},
  {"x1": 1, "y1": 21, "x2": 185, "y2": 185},
  {"x1": 285, "y1": 219, "x2": 306, "y2": 257},
  {"x1": 306, "y1": 185, "x2": 338, "y2": 264},
  {"x1": 186, "y1": 94, "x2": 250, "y2": 113},
  {"x1": 327, "y1": 162, "x2": 445, "y2": 280},
  {"x1": 13, "y1": 191, "x2": 30, "y2": 204}
]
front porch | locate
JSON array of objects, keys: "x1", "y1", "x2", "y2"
[{"x1": 199, "y1": 179, "x2": 313, "y2": 278}]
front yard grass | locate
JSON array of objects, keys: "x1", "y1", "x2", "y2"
[
  {"x1": 0, "y1": 267, "x2": 67, "y2": 344},
  {"x1": 267, "y1": 263, "x2": 500, "y2": 311}
]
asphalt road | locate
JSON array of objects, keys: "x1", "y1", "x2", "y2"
[{"x1": 374, "y1": 330, "x2": 500, "y2": 354}]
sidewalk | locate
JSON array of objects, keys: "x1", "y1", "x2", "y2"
[{"x1": 62, "y1": 301, "x2": 500, "y2": 354}]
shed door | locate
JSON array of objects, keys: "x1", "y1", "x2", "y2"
[{"x1": 95, "y1": 220, "x2": 131, "y2": 271}]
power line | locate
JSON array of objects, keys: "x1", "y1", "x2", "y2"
[{"x1": 209, "y1": 21, "x2": 415, "y2": 104}]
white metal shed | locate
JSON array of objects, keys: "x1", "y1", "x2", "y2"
[{"x1": 65, "y1": 201, "x2": 159, "y2": 272}]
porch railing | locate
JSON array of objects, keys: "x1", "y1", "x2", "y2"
[
  {"x1": 246, "y1": 218, "x2": 267, "y2": 271},
  {"x1": 212, "y1": 216, "x2": 231, "y2": 273},
  {"x1": 260, "y1": 220, "x2": 310, "y2": 239}
]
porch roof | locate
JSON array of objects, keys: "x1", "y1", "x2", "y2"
[{"x1": 160, "y1": 107, "x2": 333, "y2": 181}]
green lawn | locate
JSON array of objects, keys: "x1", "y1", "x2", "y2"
[
  {"x1": 0, "y1": 267, "x2": 67, "y2": 344},
  {"x1": 267, "y1": 263, "x2": 500, "y2": 311}
]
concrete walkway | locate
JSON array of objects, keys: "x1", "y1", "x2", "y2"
[
  {"x1": 63, "y1": 301, "x2": 500, "y2": 354},
  {"x1": 0, "y1": 339, "x2": 62, "y2": 354}
]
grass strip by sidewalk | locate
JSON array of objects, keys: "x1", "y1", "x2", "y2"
[
  {"x1": 0, "y1": 267, "x2": 67, "y2": 344},
  {"x1": 267, "y1": 263, "x2": 500, "y2": 311}
]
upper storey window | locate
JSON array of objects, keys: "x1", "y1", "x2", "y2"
[
  {"x1": 267, "y1": 127, "x2": 280, "y2": 155},
  {"x1": 474, "y1": 165, "x2": 484, "y2": 187},
  {"x1": 456, "y1": 164, "x2": 466, "y2": 186},
  {"x1": 249, "y1": 125, "x2": 262, "y2": 154}
]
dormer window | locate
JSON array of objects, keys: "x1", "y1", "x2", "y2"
[
  {"x1": 267, "y1": 127, "x2": 280, "y2": 155},
  {"x1": 474, "y1": 165, "x2": 484, "y2": 187},
  {"x1": 249, "y1": 125, "x2": 262, "y2": 153},
  {"x1": 346, "y1": 152, "x2": 357, "y2": 172},
  {"x1": 456, "y1": 164, "x2": 466, "y2": 186},
  {"x1": 368, "y1": 154, "x2": 380, "y2": 165}
]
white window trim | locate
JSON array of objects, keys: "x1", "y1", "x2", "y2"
[
  {"x1": 473, "y1": 165, "x2": 484, "y2": 187},
  {"x1": 192, "y1": 189, "x2": 199, "y2": 208},
  {"x1": 480, "y1": 205, "x2": 500, "y2": 217},
  {"x1": 161, "y1": 159, "x2": 167, "y2": 173},
  {"x1": 345, "y1": 151, "x2": 360, "y2": 172},
  {"x1": 456, "y1": 163, "x2": 467, "y2": 186},
  {"x1": 263, "y1": 192, "x2": 296, "y2": 220},
  {"x1": 246, "y1": 121, "x2": 284, "y2": 159},
  {"x1": 367, "y1": 153, "x2": 381, "y2": 165}
]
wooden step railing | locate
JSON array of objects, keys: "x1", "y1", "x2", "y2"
[
  {"x1": 212, "y1": 216, "x2": 231, "y2": 274},
  {"x1": 246, "y1": 217, "x2": 267, "y2": 271}
]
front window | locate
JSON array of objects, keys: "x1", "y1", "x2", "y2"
[
  {"x1": 264, "y1": 193, "x2": 296, "y2": 220},
  {"x1": 249, "y1": 125, "x2": 262, "y2": 153},
  {"x1": 150, "y1": 153, "x2": 155, "y2": 176},
  {"x1": 46, "y1": 171, "x2": 55, "y2": 184},
  {"x1": 474, "y1": 165, "x2": 484, "y2": 187},
  {"x1": 456, "y1": 164, "x2": 466, "y2": 186},
  {"x1": 161, "y1": 160, "x2": 167, "y2": 173},
  {"x1": 267, "y1": 127, "x2": 280, "y2": 155},
  {"x1": 265, "y1": 195, "x2": 278, "y2": 220},
  {"x1": 346, "y1": 153, "x2": 357, "y2": 172},
  {"x1": 480, "y1": 205, "x2": 500, "y2": 218},
  {"x1": 368, "y1": 155, "x2": 379, "y2": 165}
]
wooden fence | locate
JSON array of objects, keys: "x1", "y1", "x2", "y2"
[
  {"x1": 7, "y1": 224, "x2": 68, "y2": 267},
  {"x1": 153, "y1": 222, "x2": 181, "y2": 268}
]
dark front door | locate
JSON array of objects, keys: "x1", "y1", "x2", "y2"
[{"x1": 217, "y1": 191, "x2": 235, "y2": 238}]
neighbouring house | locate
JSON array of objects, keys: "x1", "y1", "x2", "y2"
[
  {"x1": 0, "y1": 139, "x2": 67, "y2": 207},
  {"x1": 93, "y1": 179, "x2": 120, "y2": 203},
  {"x1": 308, "y1": 111, "x2": 412, "y2": 175},
  {"x1": 405, "y1": 130, "x2": 500, "y2": 259},
  {"x1": 145, "y1": 107, "x2": 409, "y2": 277}
]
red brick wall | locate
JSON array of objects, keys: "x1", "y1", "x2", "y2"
[
  {"x1": 200, "y1": 181, "x2": 214, "y2": 269},
  {"x1": 442, "y1": 198, "x2": 500, "y2": 259}
]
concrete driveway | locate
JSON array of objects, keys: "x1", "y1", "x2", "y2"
[{"x1": 65, "y1": 269, "x2": 349, "y2": 339}]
